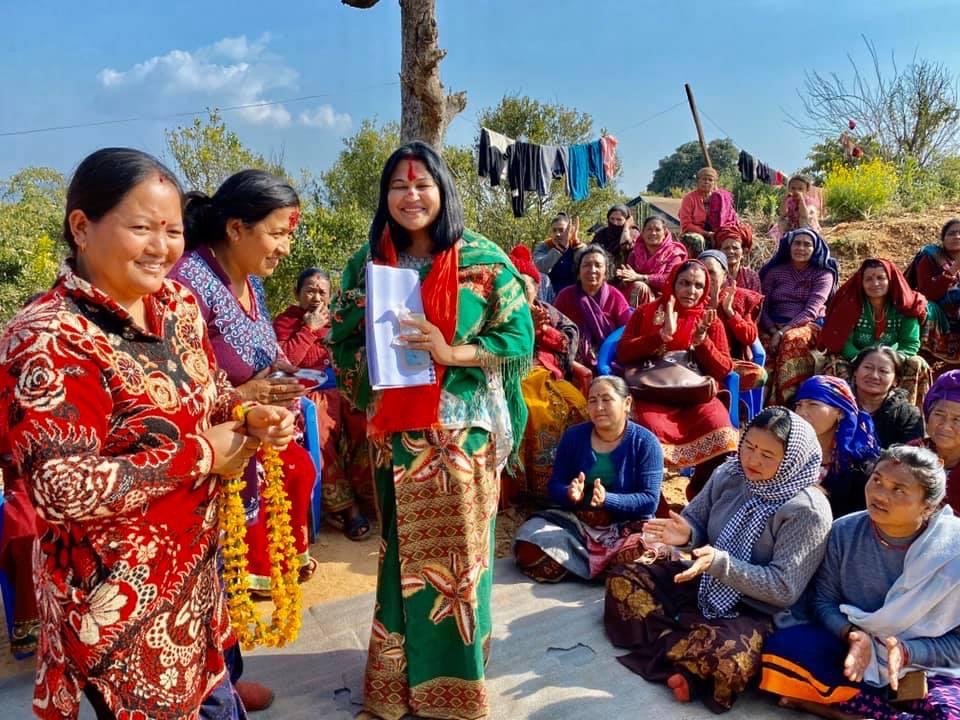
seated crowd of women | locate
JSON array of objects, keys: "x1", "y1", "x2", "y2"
[
  {"x1": 510, "y1": 177, "x2": 960, "y2": 717},
  {"x1": 3, "y1": 152, "x2": 960, "y2": 720}
]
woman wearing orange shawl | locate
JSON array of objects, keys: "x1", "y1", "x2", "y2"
[
  {"x1": 818, "y1": 257, "x2": 931, "y2": 406},
  {"x1": 616, "y1": 260, "x2": 739, "y2": 493},
  {"x1": 329, "y1": 142, "x2": 533, "y2": 720}
]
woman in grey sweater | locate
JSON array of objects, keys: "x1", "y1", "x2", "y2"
[
  {"x1": 760, "y1": 444, "x2": 960, "y2": 720},
  {"x1": 604, "y1": 406, "x2": 833, "y2": 713}
]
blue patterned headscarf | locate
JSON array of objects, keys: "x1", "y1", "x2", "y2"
[
  {"x1": 759, "y1": 227, "x2": 840, "y2": 291},
  {"x1": 698, "y1": 407, "x2": 822, "y2": 619},
  {"x1": 794, "y1": 375, "x2": 880, "y2": 470}
]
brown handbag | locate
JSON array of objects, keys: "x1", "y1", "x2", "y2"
[{"x1": 623, "y1": 350, "x2": 717, "y2": 406}]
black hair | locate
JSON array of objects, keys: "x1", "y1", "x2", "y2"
[
  {"x1": 850, "y1": 345, "x2": 904, "y2": 384},
  {"x1": 746, "y1": 406, "x2": 793, "y2": 447},
  {"x1": 607, "y1": 204, "x2": 631, "y2": 220},
  {"x1": 551, "y1": 213, "x2": 570, "y2": 225},
  {"x1": 874, "y1": 445, "x2": 946, "y2": 508},
  {"x1": 369, "y1": 142, "x2": 465, "y2": 260},
  {"x1": 861, "y1": 258, "x2": 886, "y2": 272},
  {"x1": 671, "y1": 260, "x2": 707, "y2": 292},
  {"x1": 295, "y1": 267, "x2": 330, "y2": 293},
  {"x1": 182, "y1": 169, "x2": 299, "y2": 250},
  {"x1": 573, "y1": 245, "x2": 614, "y2": 282},
  {"x1": 941, "y1": 218, "x2": 960, "y2": 244},
  {"x1": 641, "y1": 216, "x2": 666, "y2": 230},
  {"x1": 63, "y1": 147, "x2": 182, "y2": 253}
]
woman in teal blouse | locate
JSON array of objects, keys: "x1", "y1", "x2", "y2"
[{"x1": 818, "y1": 258, "x2": 931, "y2": 406}]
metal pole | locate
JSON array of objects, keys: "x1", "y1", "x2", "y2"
[{"x1": 685, "y1": 83, "x2": 712, "y2": 168}]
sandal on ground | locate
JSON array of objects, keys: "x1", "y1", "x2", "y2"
[
  {"x1": 346, "y1": 514, "x2": 371, "y2": 541},
  {"x1": 298, "y1": 556, "x2": 319, "y2": 584}
]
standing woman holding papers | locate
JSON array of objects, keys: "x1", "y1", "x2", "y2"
[{"x1": 329, "y1": 142, "x2": 534, "y2": 720}]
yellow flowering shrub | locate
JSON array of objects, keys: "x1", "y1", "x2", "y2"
[{"x1": 824, "y1": 158, "x2": 899, "y2": 221}]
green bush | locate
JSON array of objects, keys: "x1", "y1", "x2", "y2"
[{"x1": 824, "y1": 158, "x2": 899, "y2": 221}]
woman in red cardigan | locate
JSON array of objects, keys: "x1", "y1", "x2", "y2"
[
  {"x1": 616, "y1": 261, "x2": 739, "y2": 498},
  {"x1": 273, "y1": 268, "x2": 373, "y2": 539}
]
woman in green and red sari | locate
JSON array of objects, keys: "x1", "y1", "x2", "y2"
[{"x1": 329, "y1": 142, "x2": 534, "y2": 720}]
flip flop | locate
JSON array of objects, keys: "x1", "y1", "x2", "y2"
[
  {"x1": 346, "y1": 514, "x2": 371, "y2": 541},
  {"x1": 298, "y1": 556, "x2": 319, "y2": 583}
]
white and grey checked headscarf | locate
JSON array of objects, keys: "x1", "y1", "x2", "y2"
[{"x1": 698, "y1": 408, "x2": 822, "y2": 619}]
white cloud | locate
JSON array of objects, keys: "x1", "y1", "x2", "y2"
[
  {"x1": 299, "y1": 105, "x2": 352, "y2": 131},
  {"x1": 96, "y1": 34, "x2": 296, "y2": 128}
]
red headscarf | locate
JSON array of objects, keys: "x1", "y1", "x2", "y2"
[
  {"x1": 818, "y1": 258, "x2": 927, "y2": 354},
  {"x1": 371, "y1": 227, "x2": 460, "y2": 434},
  {"x1": 713, "y1": 223, "x2": 754, "y2": 252},
  {"x1": 629, "y1": 260, "x2": 712, "y2": 350},
  {"x1": 507, "y1": 245, "x2": 541, "y2": 283}
]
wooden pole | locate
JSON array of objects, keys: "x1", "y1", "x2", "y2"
[{"x1": 685, "y1": 83, "x2": 712, "y2": 168}]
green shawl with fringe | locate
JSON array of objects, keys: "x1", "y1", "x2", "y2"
[{"x1": 328, "y1": 229, "x2": 534, "y2": 459}]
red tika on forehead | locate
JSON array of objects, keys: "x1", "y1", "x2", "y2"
[
  {"x1": 288, "y1": 208, "x2": 301, "y2": 232},
  {"x1": 406, "y1": 160, "x2": 417, "y2": 181}
]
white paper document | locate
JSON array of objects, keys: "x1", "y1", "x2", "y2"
[{"x1": 365, "y1": 263, "x2": 437, "y2": 390}]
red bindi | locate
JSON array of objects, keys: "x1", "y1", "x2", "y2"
[
  {"x1": 406, "y1": 160, "x2": 417, "y2": 181},
  {"x1": 288, "y1": 209, "x2": 300, "y2": 232},
  {"x1": 157, "y1": 173, "x2": 165, "y2": 183},
  {"x1": 160, "y1": 220, "x2": 166, "y2": 226}
]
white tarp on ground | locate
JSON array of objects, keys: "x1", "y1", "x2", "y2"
[{"x1": 0, "y1": 559, "x2": 813, "y2": 719}]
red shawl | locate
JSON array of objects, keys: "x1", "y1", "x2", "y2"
[
  {"x1": 819, "y1": 258, "x2": 927, "y2": 354},
  {"x1": 713, "y1": 223, "x2": 754, "y2": 252},
  {"x1": 372, "y1": 229, "x2": 459, "y2": 433},
  {"x1": 617, "y1": 261, "x2": 730, "y2": 370}
]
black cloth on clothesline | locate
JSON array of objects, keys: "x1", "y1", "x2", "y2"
[{"x1": 738, "y1": 150, "x2": 756, "y2": 183}]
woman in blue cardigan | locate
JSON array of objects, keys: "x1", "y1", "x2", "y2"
[{"x1": 514, "y1": 375, "x2": 664, "y2": 582}]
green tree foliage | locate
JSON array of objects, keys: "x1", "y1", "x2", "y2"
[
  {"x1": 320, "y1": 119, "x2": 401, "y2": 216},
  {"x1": 261, "y1": 197, "x2": 369, "y2": 315},
  {"x1": 646, "y1": 139, "x2": 738, "y2": 194},
  {"x1": 462, "y1": 95, "x2": 626, "y2": 250},
  {"x1": 165, "y1": 110, "x2": 287, "y2": 194},
  {"x1": 0, "y1": 167, "x2": 67, "y2": 322}
]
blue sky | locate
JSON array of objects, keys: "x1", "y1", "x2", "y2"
[{"x1": 2, "y1": 0, "x2": 959, "y2": 195}]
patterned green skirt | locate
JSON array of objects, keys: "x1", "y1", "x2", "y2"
[{"x1": 363, "y1": 427, "x2": 497, "y2": 720}]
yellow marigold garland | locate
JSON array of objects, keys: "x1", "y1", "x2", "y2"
[{"x1": 219, "y1": 405, "x2": 302, "y2": 649}]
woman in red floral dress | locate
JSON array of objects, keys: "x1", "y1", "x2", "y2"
[{"x1": 0, "y1": 148, "x2": 294, "y2": 719}]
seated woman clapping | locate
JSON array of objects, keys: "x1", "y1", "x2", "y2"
[
  {"x1": 760, "y1": 445, "x2": 960, "y2": 720},
  {"x1": 513, "y1": 375, "x2": 663, "y2": 583},
  {"x1": 699, "y1": 249, "x2": 766, "y2": 391},
  {"x1": 604, "y1": 407, "x2": 833, "y2": 713},
  {"x1": 818, "y1": 258, "x2": 931, "y2": 406},
  {"x1": 616, "y1": 260, "x2": 739, "y2": 496},
  {"x1": 794, "y1": 375, "x2": 881, "y2": 519},
  {"x1": 759, "y1": 228, "x2": 839, "y2": 405}
]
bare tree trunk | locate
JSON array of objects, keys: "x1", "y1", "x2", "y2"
[{"x1": 342, "y1": 0, "x2": 467, "y2": 148}]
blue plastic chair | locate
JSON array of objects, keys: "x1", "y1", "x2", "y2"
[
  {"x1": 742, "y1": 339, "x2": 767, "y2": 423},
  {"x1": 299, "y1": 396, "x2": 324, "y2": 542},
  {"x1": 595, "y1": 327, "x2": 741, "y2": 428},
  {"x1": 0, "y1": 493, "x2": 27, "y2": 658}
]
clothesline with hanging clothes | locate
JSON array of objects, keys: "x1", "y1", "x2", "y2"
[
  {"x1": 477, "y1": 127, "x2": 619, "y2": 217},
  {"x1": 697, "y1": 108, "x2": 788, "y2": 188},
  {"x1": 736, "y1": 149, "x2": 786, "y2": 186}
]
